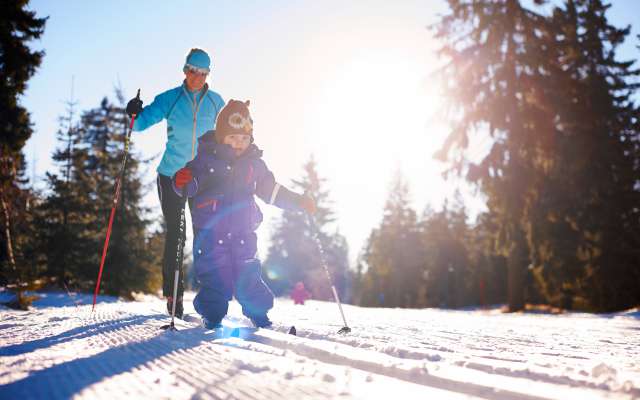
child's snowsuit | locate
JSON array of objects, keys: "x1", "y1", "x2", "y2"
[
  {"x1": 290, "y1": 282, "x2": 311, "y2": 305},
  {"x1": 175, "y1": 131, "x2": 304, "y2": 326}
]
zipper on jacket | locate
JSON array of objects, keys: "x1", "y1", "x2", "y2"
[
  {"x1": 189, "y1": 89, "x2": 207, "y2": 160},
  {"x1": 192, "y1": 92, "x2": 197, "y2": 159}
]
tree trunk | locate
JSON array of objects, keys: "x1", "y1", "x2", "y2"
[
  {"x1": 0, "y1": 191, "x2": 17, "y2": 274},
  {"x1": 507, "y1": 228, "x2": 526, "y2": 312}
]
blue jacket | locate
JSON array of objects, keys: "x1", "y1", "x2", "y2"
[
  {"x1": 133, "y1": 82, "x2": 225, "y2": 177},
  {"x1": 174, "y1": 131, "x2": 304, "y2": 235}
]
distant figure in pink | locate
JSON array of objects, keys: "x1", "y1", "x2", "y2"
[{"x1": 290, "y1": 282, "x2": 311, "y2": 305}]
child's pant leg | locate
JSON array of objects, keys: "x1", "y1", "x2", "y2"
[
  {"x1": 233, "y1": 233, "x2": 274, "y2": 319},
  {"x1": 192, "y1": 230, "x2": 233, "y2": 325}
]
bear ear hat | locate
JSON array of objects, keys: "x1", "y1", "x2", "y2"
[{"x1": 244, "y1": 100, "x2": 250, "y2": 106}]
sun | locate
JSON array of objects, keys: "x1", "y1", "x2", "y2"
[
  {"x1": 296, "y1": 52, "x2": 450, "y2": 253},
  {"x1": 306, "y1": 53, "x2": 445, "y2": 178}
]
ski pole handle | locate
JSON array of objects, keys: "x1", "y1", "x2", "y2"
[{"x1": 129, "y1": 89, "x2": 141, "y2": 128}]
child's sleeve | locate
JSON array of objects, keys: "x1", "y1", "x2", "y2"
[{"x1": 255, "y1": 160, "x2": 304, "y2": 211}]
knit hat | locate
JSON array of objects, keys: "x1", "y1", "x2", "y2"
[
  {"x1": 183, "y1": 48, "x2": 211, "y2": 74},
  {"x1": 214, "y1": 100, "x2": 253, "y2": 143}
]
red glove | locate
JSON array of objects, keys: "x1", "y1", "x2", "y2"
[{"x1": 174, "y1": 167, "x2": 193, "y2": 189}]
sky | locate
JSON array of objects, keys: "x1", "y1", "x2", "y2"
[{"x1": 22, "y1": 0, "x2": 640, "y2": 266}]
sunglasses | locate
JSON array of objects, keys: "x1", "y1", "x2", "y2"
[{"x1": 185, "y1": 65, "x2": 210, "y2": 76}]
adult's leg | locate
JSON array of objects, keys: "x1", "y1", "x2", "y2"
[{"x1": 156, "y1": 174, "x2": 186, "y2": 303}]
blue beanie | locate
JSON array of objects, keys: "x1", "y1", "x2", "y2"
[{"x1": 183, "y1": 48, "x2": 211, "y2": 72}]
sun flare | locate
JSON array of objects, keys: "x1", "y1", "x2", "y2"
[
  {"x1": 309, "y1": 55, "x2": 443, "y2": 164},
  {"x1": 298, "y1": 52, "x2": 451, "y2": 255}
]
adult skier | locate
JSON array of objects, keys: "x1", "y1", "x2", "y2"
[{"x1": 125, "y1": 48, "x2": 225, "y2": 318}]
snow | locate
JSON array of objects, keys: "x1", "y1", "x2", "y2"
[{"x1": 1, "y1": 291, "x2": 638, "y2": 399}]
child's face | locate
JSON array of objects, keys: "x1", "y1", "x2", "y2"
[{"x1": 223, "y1": 134, "x2": 252, "y2": 156}]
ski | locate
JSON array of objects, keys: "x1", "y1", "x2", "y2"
[
  {"x1": 199, "y1": 325, "x2": 297, "y2": 339},
  {"x1": 215, "y1": 325, "x2": 297, "y2": 337},
  {"x1": 157, "y1": 310, "x2": 297, "y2": 337},
  {"x1": 208, "y1": 325, "x2": 298, "y2": 337}
]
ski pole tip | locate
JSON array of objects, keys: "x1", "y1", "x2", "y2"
[{"x1": 337, "y1": 326, "x2": 351, "y2": 335}]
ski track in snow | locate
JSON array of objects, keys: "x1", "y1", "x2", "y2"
[{"x1": 0, "y1": 291, "x2": 638, "y2": 399}]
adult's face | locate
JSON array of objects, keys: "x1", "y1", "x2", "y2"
[{"x1": 184, "y1": 68, "x2": 208, "y2": 92}]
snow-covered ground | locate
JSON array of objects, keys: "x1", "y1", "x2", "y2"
[{"x1": 1, "y1": 291, "x2": 638, "y2": 399}]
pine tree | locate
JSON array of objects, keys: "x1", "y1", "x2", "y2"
[
  {"x1": 527, "y1": 0, "x2": 640, "y2": 311},
  {"x1": 434, "y1": 0, "x2": 640, "y2": 312},
  {"x1": 38, "y1": 91, "x2": 162, "y2": 296},
  {"x1": 467, "y1": 211, "x2": 509, "y2": 307},
  {"x1": 0, "y1": 160, "x2": 43, "y2": 289},
  {"x1": 419, "y1": 195, "x2": 471, "y2": 308},
  {"x1": 433, "y1": 0, "x2": 553, "y2": 311},
  {"x1": 359, "y1": 171, "x2": 422, "y2": 307},
  {"x1": 84, "y1": 92, "x2": 162, "y2": 296},
  {"x1": 36, "y1": 88, "x2": 87, "y2": 286},
  {"x1": 264, "y1": 156, "x2": 349, "y2": 301},
  {"x1": 0, "y1": 1, "x2": 46, "y2": 286}
]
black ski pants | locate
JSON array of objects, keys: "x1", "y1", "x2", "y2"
[{"x1": 157, "y1": 174, "x2": 193, "y2": 298}]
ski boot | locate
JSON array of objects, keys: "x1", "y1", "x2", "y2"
[
  {"x1": 249, "y1": 315, "x2": 272, "y2": 329},
  {"x1": 203, "y1": 318, "x2": 223, "y2": 330}
]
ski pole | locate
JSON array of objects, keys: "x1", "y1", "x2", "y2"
[
  {"x1": 92, "y1": 89, "x2": 140, "y2": 312},
  {"x1": 161, "y1": 188, "x2": 187, "y2": 331},
  {"x1": 306, "y1": 214, "x2": 351, "y2": 334}
]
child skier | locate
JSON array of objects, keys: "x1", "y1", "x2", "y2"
[
  {"x1": 290, "y1": 281, "x2": 311, "y2": 305},
  {"x1": 172, "y1": 99, "x2": 316, "y2": 329}
]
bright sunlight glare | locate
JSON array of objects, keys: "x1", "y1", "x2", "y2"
[{"x1": 302, "y1": 51, "x2": 451, "y2": 254}]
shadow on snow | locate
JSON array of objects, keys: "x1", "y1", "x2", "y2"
[{"x1": 0, "y1": 320, "x2": 208, "y2": 398}]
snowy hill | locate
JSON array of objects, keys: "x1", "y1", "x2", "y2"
[{"x1": 1, "y1": 291, "x2": 638, "y2": 399}]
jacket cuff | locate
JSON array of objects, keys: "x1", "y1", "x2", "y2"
[
  {"x1": 273, "y1": 186, "x2": 304, "y2": 211},
  {"x1": 172, "y1": 177, "x2": 198, "y2": 198}
]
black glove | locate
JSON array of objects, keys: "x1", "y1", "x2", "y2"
[{"x1": 126, "y1": 97, "x2": 143, "y2": 117}]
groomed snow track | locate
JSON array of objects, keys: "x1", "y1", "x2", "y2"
[{"x1": 1, "y1": 292, "x2": 638, "y2": 400}]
